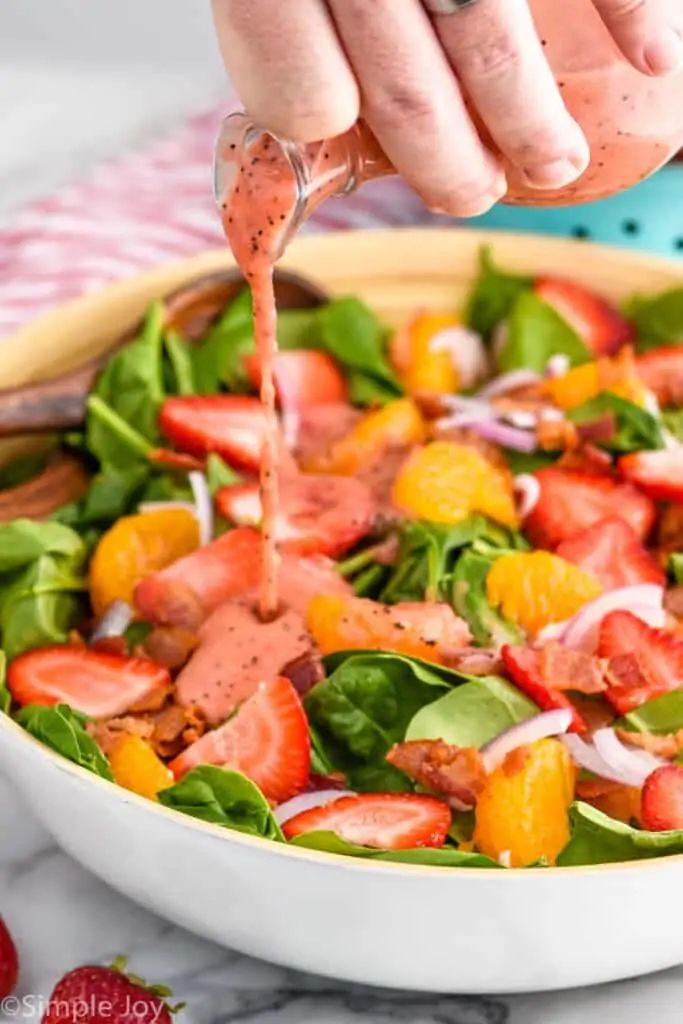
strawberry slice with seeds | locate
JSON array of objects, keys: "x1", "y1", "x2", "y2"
[
  {"x1": 282, "y1": 793, "x2": 452, "y2": 849},
  {"x1": 501, "y1": 645, "x2": 588, "y2": 733},
  {"x1": 598, "y1": 610, "x2": 683, "y2": 714},
  {"x1": 534, "y1": 277, "x2": 635, "y2": 356},
  {"x1": 7, "y1": 646, "x2": 170, "y2": 718},
  {"x1": 524, "y1": 467, "x2": 655, "y2": 549},
  {"x1": 215, "y1": 473, "x2": 377, "y2": 557},
  {"x1": 641, "y1": 764, "x2": 683, "y2": 831},
  {"x1": 556, "y1": 516, "x2": 665, "y2": 590},
  {"x1": 244, "y1": 350, "x2": 347, "y2": 409},
  {"x1": 619, "y1": 447, "x2": 683, "y2": 503},
  {"x1": 159, "y1": 395, "x2": 268, "y2": 471},
  {"x1": 636, "y1": 344, "x2": 683, "y2": 407},
  {"x1": 169, "y1": 675, "x2": 310, "y2": 803},
  {"x1": 134, "y1": 526, "x2": 262, "y2": 626}
]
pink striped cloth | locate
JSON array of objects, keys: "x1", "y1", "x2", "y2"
[{"x1": 0, "y1": 103, "x2": 444, "y2": 342}]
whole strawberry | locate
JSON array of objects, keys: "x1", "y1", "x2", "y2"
[
  {"x1": 42, "y1": 959, "x2": 180, "y2": 1024},
  {"x1": 0, "y1": 916, "x2": 19, "y2": 997}
]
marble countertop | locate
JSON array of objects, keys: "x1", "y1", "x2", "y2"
[{"x1": 3, "y1": 4, "x2": 683, "y2": 1019}]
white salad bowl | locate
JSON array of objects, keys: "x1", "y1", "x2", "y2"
[{"x1": 2, "y1": 228, "x2": 683, "y2": 995}]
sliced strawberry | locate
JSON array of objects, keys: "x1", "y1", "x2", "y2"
[
  {"x1": 244, "y1": 350, "x2": 348, "y2": 409},
  {"x1": 524, "y1": 467, "x2": 655, "y2": 549},
  {"x1": 635, "y1": 344, "x2": 683, "y2": 407},
  {"x1": 556, "y1": 516, "x2": 665, "y2": 590},
  {"x1": 641, "y1": 764, "x2": 683, "y2": 831},
  {"x1": 598, "y1": 610, "x2": 683, "y2": 714},
  {"x1": 159, "y1": 396, "x2": 268, "y2": 471},
  {"x1": 134, "y1": 526, "x2": 262, "y2": 625},
  {"x1": 215, "y1": 473, "x2": 377, "y2": 557},
  {"x1": 281, "y1": 792, "x2": 452, "y2": 849},
  {"x1": 534, "y1": 277, "x2": 635, "y2": 356},
  {"x1": 169, "y1": 675, "x2": 310, "y2": 803},
  {"x1": 7, "y1": 645, "x2": 170, "y2": 718},
  {"x1": 500, "y1": 645, "x2": 588, "y2": 733},
  {"x1": 619, "y1": 448, "x2": 683, "y2": 503}
]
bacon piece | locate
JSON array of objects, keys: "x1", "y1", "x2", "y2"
[
  {"x1": 386, "y1": 739, "x2": 486, "y2": 810},
  {"x1": 615, "y1": 726, "x2": 683, "y2": 760},
  {"x1": 665, "y1": 586, "x2": 683, "y2": 620},
  {"x1": 87, "y1": 716, "x2": 154, "y2": 757},
  {"x1": 537, "y1": 417, "x2": 579, "y2": 452},
  {"x1": 142, "y1": 626, "x2": 199, "y2": 670},
  {"x1": 539, "y1": 641, "x2": 606, "y2": 695},
  {"x1": 439, "y1": 646, "x2": 503, "y2": 677},
  {"x1": 280, "y1": 651, "x2": 324, "y2": 696}
]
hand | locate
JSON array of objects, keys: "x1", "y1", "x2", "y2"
[{"x1": 211, "y1": 0, "x2": 683, "y2": 216}]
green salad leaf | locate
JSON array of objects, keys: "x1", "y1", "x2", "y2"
[
  {"x1": 0, "y1": 652, "x2": 10, "y2": 714},
  {"x1": 0, "y1": 519, "x2": 83, "y2": 573},
  {"x1": 16, "y1": 703, "x2": 113, "y2": 780},
  {"x1": 289, "y1": 831, "x2": 501, "y2": 868},
  {"x1": 192, "y1": 289, "x2": 257, "y2": 393},
  {"x1": 406, "y1": 676, "x2": 538, "y2": 747},
  {"x1": 558, "y1": 802, "x2": 683, "y2": 866},
  {"x1": 318, "y1": 296, "x2": 402, "y2": 402},
  {"x1": 661, "y1": 407, "x2": 683, "y2": 444},
  {"x1": 305, "y1": 651, "x2": 464, "y2": 791},
  {"x1": 624, "y1": 288, "x2": 683, "y2": 352},
  {"x1": 568, "y1": 392, "x2": 665, "y2": 453},
  {"x1": 503, "y1": 449, "x2": 559, "y2": 475},
  {"x1": 205, "y1": 453, "x2": 241, "y2": 493},
  {"x1": 51, "y1": 464, "x2": 151, "y2": 538},
  {"x1": 464, "y1": 247, "x2": 532, "y2": 339},
  {"x1": 158, "y1": 766, "x2": 283, "y2": 840},
  {"x1": 619, "y1": 690, "x2": 683, "y2": 735},
  {"x1": 163, "y1": 330, "x2": 196, "y2": 396},
  {"x1": 670, "y1": 552, "x2": 683, "y2": 585},
  {"x1": 86, "y1": 302, "x2": 166, "y2": 467},
  {"x1": 0, "y1": 447, "x2": 55, "y2": 490},
  {"x1": 451, "y1": 549, "x2": 523, "y2": 648},
  {"x1": 499, "y1": 292, "x2": 590, "y2": 374}
]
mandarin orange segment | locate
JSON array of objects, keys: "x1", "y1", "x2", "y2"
[
  {"x1": 485, "y1": 551, "x2": 602, "y2": 637},
  {"x1": 90, "y1": 509, "x2": 199, "y2": 617},
  {"x1": 109, "y1": 733, "x2": 173, "y2": 801},
  {"x1": 390, "y1": 313, "x2": 460, "y2": 395},
  {"x1": 543, "y1": 349, "x2": 648, "y2": 411},
  {"x1": 391, "y1": 441, "x2": 518, "y2": 527},
  {"x1": 575, "y1": 778, "x2": 641, "y2": 825},
  {"x1": 305, "y1": 594, "x2": 470, "y2": 664},
  {"x1": 473, "y1": 738, "x2": 574, "y2": 867},
  {"x1": 303, "y1": 398, "x2": 426, "y2": 475}
]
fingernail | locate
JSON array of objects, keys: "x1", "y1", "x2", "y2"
[
  {"x1": 643, "y1": 27, "x2": 683, "y2": 74},
  {"x1": 523, "y1": 156, "x2": 584, "y2": 190}
]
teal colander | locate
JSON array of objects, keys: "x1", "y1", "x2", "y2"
[{"x1": 465, "y1": 163, "x2": 683, "y2": 259}]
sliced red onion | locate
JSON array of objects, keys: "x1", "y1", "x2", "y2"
[
  {"x1": 274, "y1": 789, "x2": 355, "y2": 826},
  {"x1": 467, "y1": 419, "x2": 538, "y2": 453},
  {"x1": 480, "y1": 709, "x2": 573, "y2": 774},
  {"x1": 545, "y1": 354, "x2": 571, "y2": 378},
  {"x1": 429, "y1": 326, "x2": 489, "y2": 389},
  {"x1": 189, "y1": 471, "x2": 213, "y2": 546},
  {"x1": 500, "y1": 409, "x2": 538, "y2": 430},
  {"x1": 559, "y1": 584, "x2": 665, "y2": 653},
  {"x1": 477, "y1": 369, "x2": 541, "y2": 400},
  {"x1": 560, "y1": 733, "x2": 623, "y2": 783},
  {"x1": 592, "y1": 728, "x2": 666, "y2": 788},
  {"x1": 514, "y1": 473, "x2": 541, "y2": 518},
  {"x1": 138, "y1": 500, "x2": 196, "y2": 515},
  {"x1": 90, "y1": 600, "x2": 133, "y2": 641}
]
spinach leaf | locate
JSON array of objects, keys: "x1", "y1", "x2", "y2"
[
  {"x1": 623, "y1": 288, "x2": 683, "y2": 352},
  {"x1": 558, "y1": 802, "x2": 683, "y2": 866},
  {"x1": 620, "y1": 690, "x2": 683, "y2": 735},
  {"x1": 464, "y1": 247, "x2": 532, "y2": 339},
  {"x1": 379, "y1": 519, "x2": 486, "y2": 605},
  {"x1": 0, "y1": 449, "x2": 54, "y2": 490},
  {"x1": 499, "y1": 292, "x2": 590, "y2": 374},
  {"x1": 305, "y1": 652, "x2": 461, "y2": 791},
  {"x1": 289, "y1": 831, "x2": 500, "y2": 868},
  {"x1": 662, "y1": 407, "x2": 683, "y2": 443},
  {"x1": 158, "y1": 766, "x2": 283, "y2": 840},
  {"x1": 164, "y1": 331, "x2": 196, "y2": 395},
  {"x1": 205, "y1": 453, "x2": 241, "y2": 493},
  {"x1": 318, "y1": 297, "x2": 403, "y2": 401},
  {"x1": 0, "y1": 521, "x2": 88, "y2": 658},
  {"x1": 670, "y1": 552, "x2": 683, "y2": 585},
  {"x1": 86, "y1": 302, "x2": 165, "y2": 467},
  {"x1": 0, "y1": 519, "x2": 83, "y2": 573},
  {"x1": 52, "y1": 465, "x2": 150, "y2": 535},
  {"x1": 346, "y1": 371, "x2": 403, "y2": 408},
  {"x1": 451, "y1": 549, "x2": 523, "y2": 647},
  {"x1": 192, "y1": 289, "x2": 257, "y2": 393},
  {"x1": 0, "y1": 651, "x2": 10, "y2": 714},
  {"x1": 16, "y1": 703, "x2": 112, "y2": 780},
  {"x1": 503, "y1": 449, "x2": 558, "y2": 475},
  {"x1": 568, "y1": 392, "x2": 665, "y2": 453},
  {"x1": 406, "y1": 676, "x2": 537, "y2": 747}
]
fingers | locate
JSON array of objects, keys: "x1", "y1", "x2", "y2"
[
  {"x1": 210, "y1": 0, "x2": 359, "y2": 141},
  {"x1": 593, "y1": 0, "x2": 683, "y2": 74},
  {"x1": 435, "y1": 0, "x2": 589, "y2": 191},
  {"x1": 327, "y1": 0, "x2": 506, "y2": 216}
]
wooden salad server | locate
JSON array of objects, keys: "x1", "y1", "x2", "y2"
[{"x1": 0, "y1": 268, "x2": 329, "y2": 438}]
